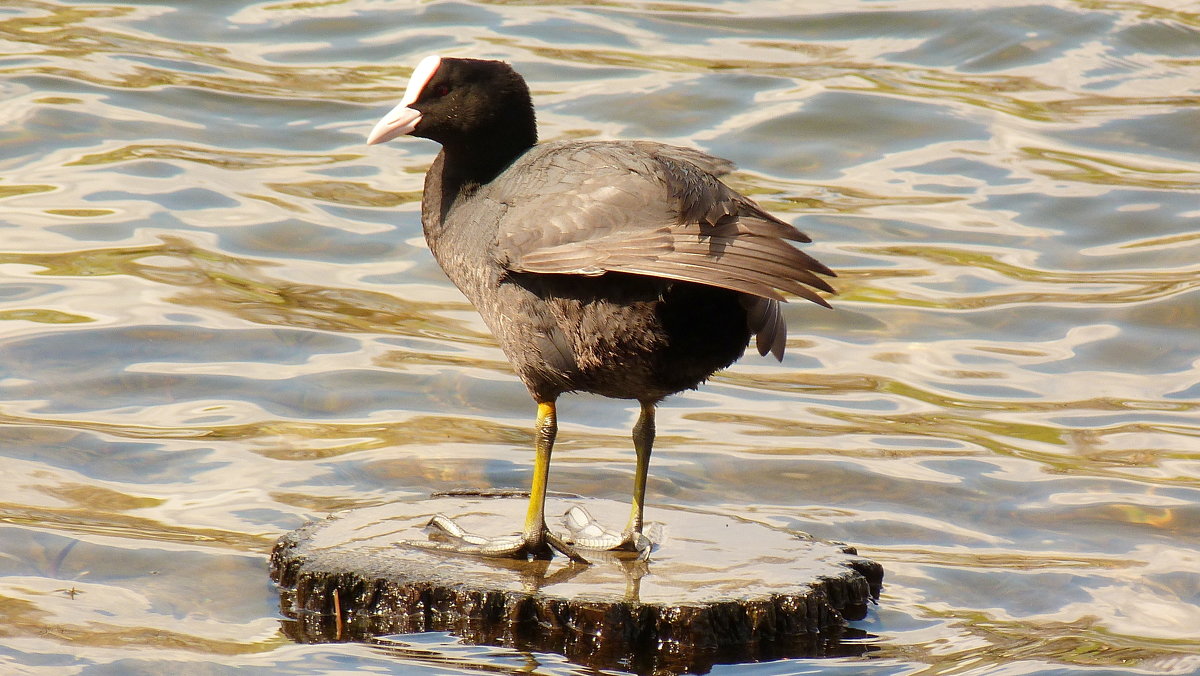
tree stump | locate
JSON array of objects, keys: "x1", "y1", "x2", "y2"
[{"x1": 270, "y1": 493, "x2": 883, "y2": 674}]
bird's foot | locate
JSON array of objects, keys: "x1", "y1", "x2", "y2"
[
  {"x1": 562, "y1": 506, "x2": 654, "y2": 560},
  {"x1": 416, "y1": 513, "x2": 589, "y2": 564}
]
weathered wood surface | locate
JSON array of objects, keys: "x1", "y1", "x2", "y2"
[{"x1": 271, "y1": 493, "x2": 883, "y2": 673}]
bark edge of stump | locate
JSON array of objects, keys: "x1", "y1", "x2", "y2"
[{"x1": 270, "y1": 495, "x2": 884, "y2": 673}]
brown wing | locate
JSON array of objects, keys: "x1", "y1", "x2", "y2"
[{"x1": 489, "y1": 141, "x2": 834, "y2": 358}]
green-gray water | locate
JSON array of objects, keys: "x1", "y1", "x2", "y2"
[{"x1": 2, "y1": 1, "x2": 1198, "y2": 674}]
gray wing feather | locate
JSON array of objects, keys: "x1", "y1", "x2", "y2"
[{"x1": 488, "y1": 140, "x2": 834, "y2": 358}]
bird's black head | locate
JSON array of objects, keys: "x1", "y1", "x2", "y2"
[{"x1": 367, "y1": 56, "x2": 537, "y2": 158}]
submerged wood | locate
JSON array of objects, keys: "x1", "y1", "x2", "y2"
[{"x1": 270, "y1": 493, "x2": 884, "y2": 673}]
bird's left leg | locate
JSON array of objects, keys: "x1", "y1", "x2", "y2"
[
  {"x1": 520, "y1": 400, "x2": 587, "y2": 561},
  {"x1": 423, "y1": 399, "x2": 587, "y2": 563}
]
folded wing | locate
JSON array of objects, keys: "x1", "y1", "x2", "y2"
[{"x1": 490, "y1": 141, "x2": 835, "y2": 359}]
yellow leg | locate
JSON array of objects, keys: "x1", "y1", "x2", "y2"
[
  {"x1": 422, "y1": 397, "x2": 585, "y2": 563},
  {"x1": 523, "y1": 400, "x2": 556, "y2": 550},
  {"x1": 625, "y1": 400, "x2": 656, "y2": 537},
  {"x1": 555, "y1": 400, "x2": 655, "y2": 555}
]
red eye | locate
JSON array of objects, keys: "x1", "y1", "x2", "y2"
[{"x1": 431, "y1": 83, "x2": 450, "y2": 98}]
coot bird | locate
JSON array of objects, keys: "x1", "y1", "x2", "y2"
[{"x1": 368, "y1": 56, "x2": 834, "y2": 562}]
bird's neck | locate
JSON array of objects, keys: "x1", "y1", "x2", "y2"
[
  {"x1": 429, "y1": 124, "x2": 535, "y2": 220},
  {"x1": 421, "y1": 93, "x2": 537, "y2": 242},
  {"x1": 445, "y1": 119, "x2": 536, "y2": 180},
  {"x1": 441, "y1": 144, "x2": 516, "y2": 190},
  {"x1": 439, "y1": 96, "x2": 537, "y2": 189}
]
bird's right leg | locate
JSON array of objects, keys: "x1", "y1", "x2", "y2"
[{"x1": 562, "y1": 400, "x2": 655, "y2": 557}]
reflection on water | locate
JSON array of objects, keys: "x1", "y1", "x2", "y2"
[{"x1": 2, "y1": 0, "x2": 1198, "y2": 674}]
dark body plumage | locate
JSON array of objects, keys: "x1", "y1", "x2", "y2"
[
  {"x1": 422, "y1": 140, "x2": 832, "y2": 403},
  {"x1": 368, "y1": 56, "x2": 834, "y2": 560}
]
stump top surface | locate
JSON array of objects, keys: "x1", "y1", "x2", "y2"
[{"x1": 290, "y1": 495, "x2": 866, "y2": 604}]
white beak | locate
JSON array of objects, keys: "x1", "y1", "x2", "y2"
[
  {"x1": 366, "y1": 55, "x2": 443, "y2": 146},
  {"x1": 366, "y1": 103, "x2": 422, "y2": 145}
]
